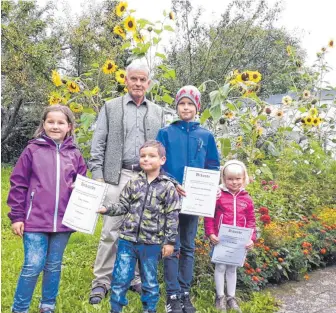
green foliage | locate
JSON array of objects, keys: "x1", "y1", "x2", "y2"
[{"x1": 240, "y1": 292, "x2": 279, "y2": 313}]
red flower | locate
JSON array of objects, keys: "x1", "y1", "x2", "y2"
[
  {"x1": 258, "y1": 207, "x2": 269, "y2": 215},
  {"x1": 260, "y1": 214, "x2": 271, "y2": 224},
  {"x1": 252, "y1": 276, "x2": 259, "y2": 282},
  {"x1": 272, "y1": 184, "x2": 278, "y2": 190},
  {"x1": 263, "y1": 186, "x2": 269, "y2": 191},
  {"x1": 261, "y1": 180, "x2": 267, "y2": 185},
  {"x1": 320, "y1": 248, "x2": 327, "y2": 254},
  {"x1": 269, "y1": 180, "x2": 274, "y2": 185}
]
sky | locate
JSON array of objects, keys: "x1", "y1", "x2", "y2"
[{"x1": 41, "y1": 0, "x2": 336, "y2": 86}]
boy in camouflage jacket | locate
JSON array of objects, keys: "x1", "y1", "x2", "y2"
[{"x1": 98, "y1": 140, "x2": 180, "y2": 313}]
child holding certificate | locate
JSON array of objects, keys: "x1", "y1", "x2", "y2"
[
  {"x1": 156, "y1": 85, "x2": 220, "y2": 313},
  {"x1": 97, "y1": 140, "x2": 180, "y2": 313},
  {"x1": 204, "y1": 160, "x2": 256, "y2": 313},
  {"x1": 7, "y1": 105, "x2": 87, "y2": 313}
]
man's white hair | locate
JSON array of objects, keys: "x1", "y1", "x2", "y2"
[
  {"x1": 221, "y1": 159, "x2": 250, "y2": 187},
  {"x1": 126, "y1": 58, "x2": 150, "y2": 78}
]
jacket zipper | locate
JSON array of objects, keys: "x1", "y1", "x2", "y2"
[
  {"x1": 26, "y1": 191, "x2": 35, "y2": 220},
  {"x1": 187, "y1": 123, "x2": 190, "y2": 166},
  {"x1": 136, "y1": 180, "x2": 151, "y2": 242},
  {"x1": 54, "y1": 144, "x2": 61, "y2": 232}
]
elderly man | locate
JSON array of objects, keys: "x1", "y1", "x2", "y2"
[{"x1": 88, "y1": 60, "x2": 165, "y2": 304}]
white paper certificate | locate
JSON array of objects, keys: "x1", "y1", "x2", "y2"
[
  {"x1": 62, "y1": 174, "x2": 108, "y2": 234},
  {"x1": 211, "y1": 225, "x2": 253, "y2": 267},
  {"x1": 181, "y1": 167, "x2": 220, "y2": 217}
]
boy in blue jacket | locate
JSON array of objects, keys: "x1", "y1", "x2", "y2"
[{"x1": 156, "y1": 85, "x2": 220, "y2": 313}]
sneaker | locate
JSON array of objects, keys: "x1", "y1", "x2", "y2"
[
  {"x1": 181, "y1": 292, "x2": 196, "y2": 313},
  {"x1": 215, "y1": 295, "x2": 226, "y2": 312},
  {"x1": 226, "y1": 297, "x2": 242, "y2": 313},
  {"x1": 166, "y1": 295, "x2": 183, "y2": 313}
]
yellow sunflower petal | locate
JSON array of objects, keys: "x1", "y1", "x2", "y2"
[
  {"x1": 115, "y1": 2, "x2": 128, "y2": 17},
  {"x1": 116, "y1": 69, "x2": 126, "y2": 84},
  {"x1": 124, "y1": 16, "x2": 136, "y2": 33},
  {"x1": 52, "y1": 70, "x2": 63, "y2": 87},
  {"x1": 113, "y1": 25, "x2": 126, "y2": 39},
  {"x1": 102, "y1": 60, "x2": 118, "y2": 74},
  {"x1": 67, "y1": 81, "x2": 80, "y2": 93}
]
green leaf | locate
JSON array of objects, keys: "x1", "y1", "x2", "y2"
[
  {"x1": 154, "y1": 95, "x2": 161, "y2": 102},
  {"x1": 226, "y1": 102, "x2": 236, "y2": 111},
  {"x1": 152, "y1": 37, "x2": 161, "y2": 45},
  {"x1": 219, "y1": 83, "x2": 230, "y2": 97},
  {"x1": 91, "y1": 62, "x2": 99, "y2": 68},
  {"x1": 164, "y1": 25, "x2": 174, "y2": 32},
  {"x1": 153, "y1": 28, "x2": 163, "y2": 35},
  {"x1": 121, "y1": 41, "x2": 131, "y2": 50},
  {"x1": 155, "y1": 52, "x2": 167, "y2": 60},
  {"x1": 137, "y1": 18, "x2": 154, "y2": 28},
  {"x1": 161, "y1": 93, "x2": 173, "y2": 105},
  {"x1": 198, "y1": 83, "x2": 206, "y2": 93},
  {"x1": 199, "y1": 108, "x2": 211, "y2": 124},
  {"x1": 298, "y1": 107, "x2": 307, "y2": 113},
  {"x1": 219, "y1": 138, "x2": 231, "y2": 157},
  {"x1": 209, "y1": 103, "x2": 222, "y2": 122},
  {"x1": 260, "y1": 164, "x2": 273, "y2": 180},
  {"x1": 80, "y1": 112, "x2": 96, "y2": 131}
]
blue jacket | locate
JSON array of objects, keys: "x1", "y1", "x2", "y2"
[{"x1": 156, "y1": 120, "x2": 220, "y2": 184}]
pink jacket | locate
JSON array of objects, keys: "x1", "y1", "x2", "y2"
[{"x1": 204, "y1": 187, "x2": 257, "y2": 241}]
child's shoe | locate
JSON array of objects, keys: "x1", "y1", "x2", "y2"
[
  {"x1": 215, "y1": 295, "x2": 226, "y2": 312},
  {"x1": 40, "y1": 309, "x2": 54, "y2": 313},
  {"x1": 181, "y1": 292, "x2": 196, "y2": 313},
  {"x1": 226, "y1": 296, "x2": 242, "y2": 313},
  {"x1": 166, "y1": 294, "x2": 183, "y2": 313}
]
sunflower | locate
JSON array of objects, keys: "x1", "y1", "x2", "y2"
[
  {"x1": 49, "y1": 92, "x2": 63, "y2": 105},
  {"x1": 240, "y1": 72, "x2": 249, "y2": 81},
  {"x1": 169, "y1": 11, "x2": 174, "y2": 20},
  {"x1": 115, "y1": 69, "x2": 126, "y2": 84},
  {"x1": 224, "y1": 111, "x2": 234, "y2": 119},
  {"x1": 276, "y1": 110, "x2": 284, "y2": 118},
  {"x1": 51, "y1": 70, "x2": 63, "y2": 87},
  {"x1": 302, "y1": 90, "x2": 311, "y2": 99},
  {"x1": 309, "y1": 107, "x2": 318, "y2": 116},
  {"x1": 113, "y1": 25, "x2": 126, "y2": 39},
  {"x1": 123, "y1": 87, "x2": 128, "y2": 93},
  {"x1": 250, "y1": 71, "x2": 262, "y2": 83},
  {"x1": 102, "y1": 60, "x2": 118, "y2": 74},
  {"x1": 124, "y1": 16, "x2": 136, "y2": 33},
  {"x1": 133, "y1": 32, "x2": 145, "y2": 43},
  {"x1": 257, "y1": 127, "x2": 263, "y2": 136},
  {"x1": 237, "y1": 136, "x2": 243, "y2": 143},
  {"x1": 328, "y1": 39, "x2": 334, "y2": 48},
  {"x1": 312, "y1": 117, "x2": 321, "y2": 126},
  {"x1": 70, "y1": 102, "x2": 83, "y2": 113},
  {"x1": 67, "y1": 81, "x2": 80, "y2": 93},
  {"x1": 115, "y1": 2, "x2": 128, "y2": 17},
  {"x1": 282, "y1": 95, "x2": 292, "y2": 105},
  {"x1": 304, "y1": 116, "x2": 313, "y2": 125}
]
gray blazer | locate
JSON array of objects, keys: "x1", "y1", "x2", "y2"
[{"x1": 88, "y1": 95, "x2": 164, "y2": 185}]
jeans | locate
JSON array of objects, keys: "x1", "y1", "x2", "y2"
[
  {"x1": 164, "y1": 213, "x2": 199, "y2": 296},
  {"x1": 12, "y1": 232, "x2": 71, "y2": 313},
  {"x1": 111, "y1": 239, "x2": 161, "y2": 312}
]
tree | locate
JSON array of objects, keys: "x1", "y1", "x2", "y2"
[{"x1": 166, "y1": 0, "x2": 307, "y2": 102}]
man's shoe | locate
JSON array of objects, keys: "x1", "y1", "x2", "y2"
[
  {"x1": 181, "y1": 292, "x2": 196, "y2": 313},
  {"x1": 215, "y1": 295, "x2": 226, "y2": 312},
  {"x1": 129, "y1": 282, "x2": 142, "y2": 294},
  {"x1": 89, "y1": 285, "x2": 108, "y2": 304},
  {"x1": 226, "y1": 296, "x2": 242, "y2": 313},
  {"x1": 166, "y1": 295, "x2": 183, "y2": 313}
]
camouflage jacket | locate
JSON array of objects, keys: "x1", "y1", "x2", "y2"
[{"x1": 105, "y1": 171, "x2": 180, "y2": 245}]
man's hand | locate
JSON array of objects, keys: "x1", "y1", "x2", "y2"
[
  {"x1": 246, "y1": 239, "x2": 254, "y2": 250},
  {"x1": 209, "y1": 234, "x2": 219, "y2": 245},
  {"x1": 176, "y1": 184, "x2": 186, "y2": 197},
  {"x1": 97, "y1": 206, "x2": 107, "y2": 214},
  {"x1": 162, "y1": 244, "x2": 174, "y2": 258},
  {"x1": 12, "y1": 222, "x2": 24, "y2": 237}
]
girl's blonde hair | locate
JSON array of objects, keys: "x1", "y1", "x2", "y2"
[
  {"x1": 221, "y1": 159, "x2": 250, "y2": 188},
  {"x1": 34, "y1": 105, "x2": 75, "y2": 139}
]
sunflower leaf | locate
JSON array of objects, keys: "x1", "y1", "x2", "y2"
[
  {"x1": 161, "y1": 93, "x2": 173, "y2": 105},
  {"x1": 137, "y1": 19, "x2": 154, "y2": 28},
  {"x1": 153, "y1": 28, "x2": 162, "y2": 35},
  {"x1": 200, "y1": 108, "x2": 211, "y2": 124},
  {"x1": 218, "y1": 138, "x2": 231, "y2": 157},
  {"x1": 153, "y1": 37, "x2": 161, "y2": 45},
  {"x1": 164, "y1": 25, "x2": 174, "y2": 32},
  {"x1": 155, "y1": 52, "x2": 167, "y2": 60},
  {"x1": 121, "y1": 42, "x2": 131, "y2": 50}
]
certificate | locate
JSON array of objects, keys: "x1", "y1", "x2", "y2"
[
  {"x1": 211, "y1": 225, "x2": 253, "y2": 267},
  {"x1": 62, "y1": 174, "x2": 108, "y2": 234},
  {"x1": 181, "y1": 167, "x2": 220, "y2": 217}
]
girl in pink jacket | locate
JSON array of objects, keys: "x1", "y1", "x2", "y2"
[{"x1": 204, "y1": 160, "x2": 256, "y2": 313}]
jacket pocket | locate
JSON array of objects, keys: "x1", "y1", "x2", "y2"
[{"x1": 26, "y1": 191, "x2": 35, "y2": 220}]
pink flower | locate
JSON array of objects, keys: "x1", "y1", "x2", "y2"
[
  {"x1": 261, "y1": 180, "x2": 267, "y2": 185},
  {"x1": 269, "y1": 181, "x2": 274, "y2": 185},
  {"x1": 272, "y1": 184, "x2": 278, "y2": 190},
  {"x1": 263, "y1": 186, "x2": 269, "y2": 191}
]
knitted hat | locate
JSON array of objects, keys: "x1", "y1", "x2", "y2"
[{"x1": 175, "y1": 85, "x2": 201, "y2": 112}]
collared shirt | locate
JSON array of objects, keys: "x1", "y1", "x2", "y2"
[{"x1": 123, "y1": 93, "x2": 148, "y2": 165}]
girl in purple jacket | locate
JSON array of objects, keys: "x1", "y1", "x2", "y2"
[
  {"x1": 7, "y1": 105, "x2": 87, "y2": 313},
  {"x1": 204, "y1": 160, "x2": 256, "y2": 313}
]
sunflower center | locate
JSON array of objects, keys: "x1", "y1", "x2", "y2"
[
  {"x1": 107, "y1": 63, "x2": 113, "y2": 70},
  {"x1": 120, "y1": 5, "x2": 125, "y2": 11},
  {"x1": 253, "y1": 74, "x2": 258, "y2": 79},
  {"x1": 71, "y1": 83, "x2": 75, "y2": 88},
  {"x1": 128, "y1": 21, "x2": 133, "y2": 28},
  {"x1": 120, "y1": 73, "x2": 125, "y2": 78}
]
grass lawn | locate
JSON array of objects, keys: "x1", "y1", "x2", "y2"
[{"x1": 1, "y1": 165, "x2": 278, "y2": 313}]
